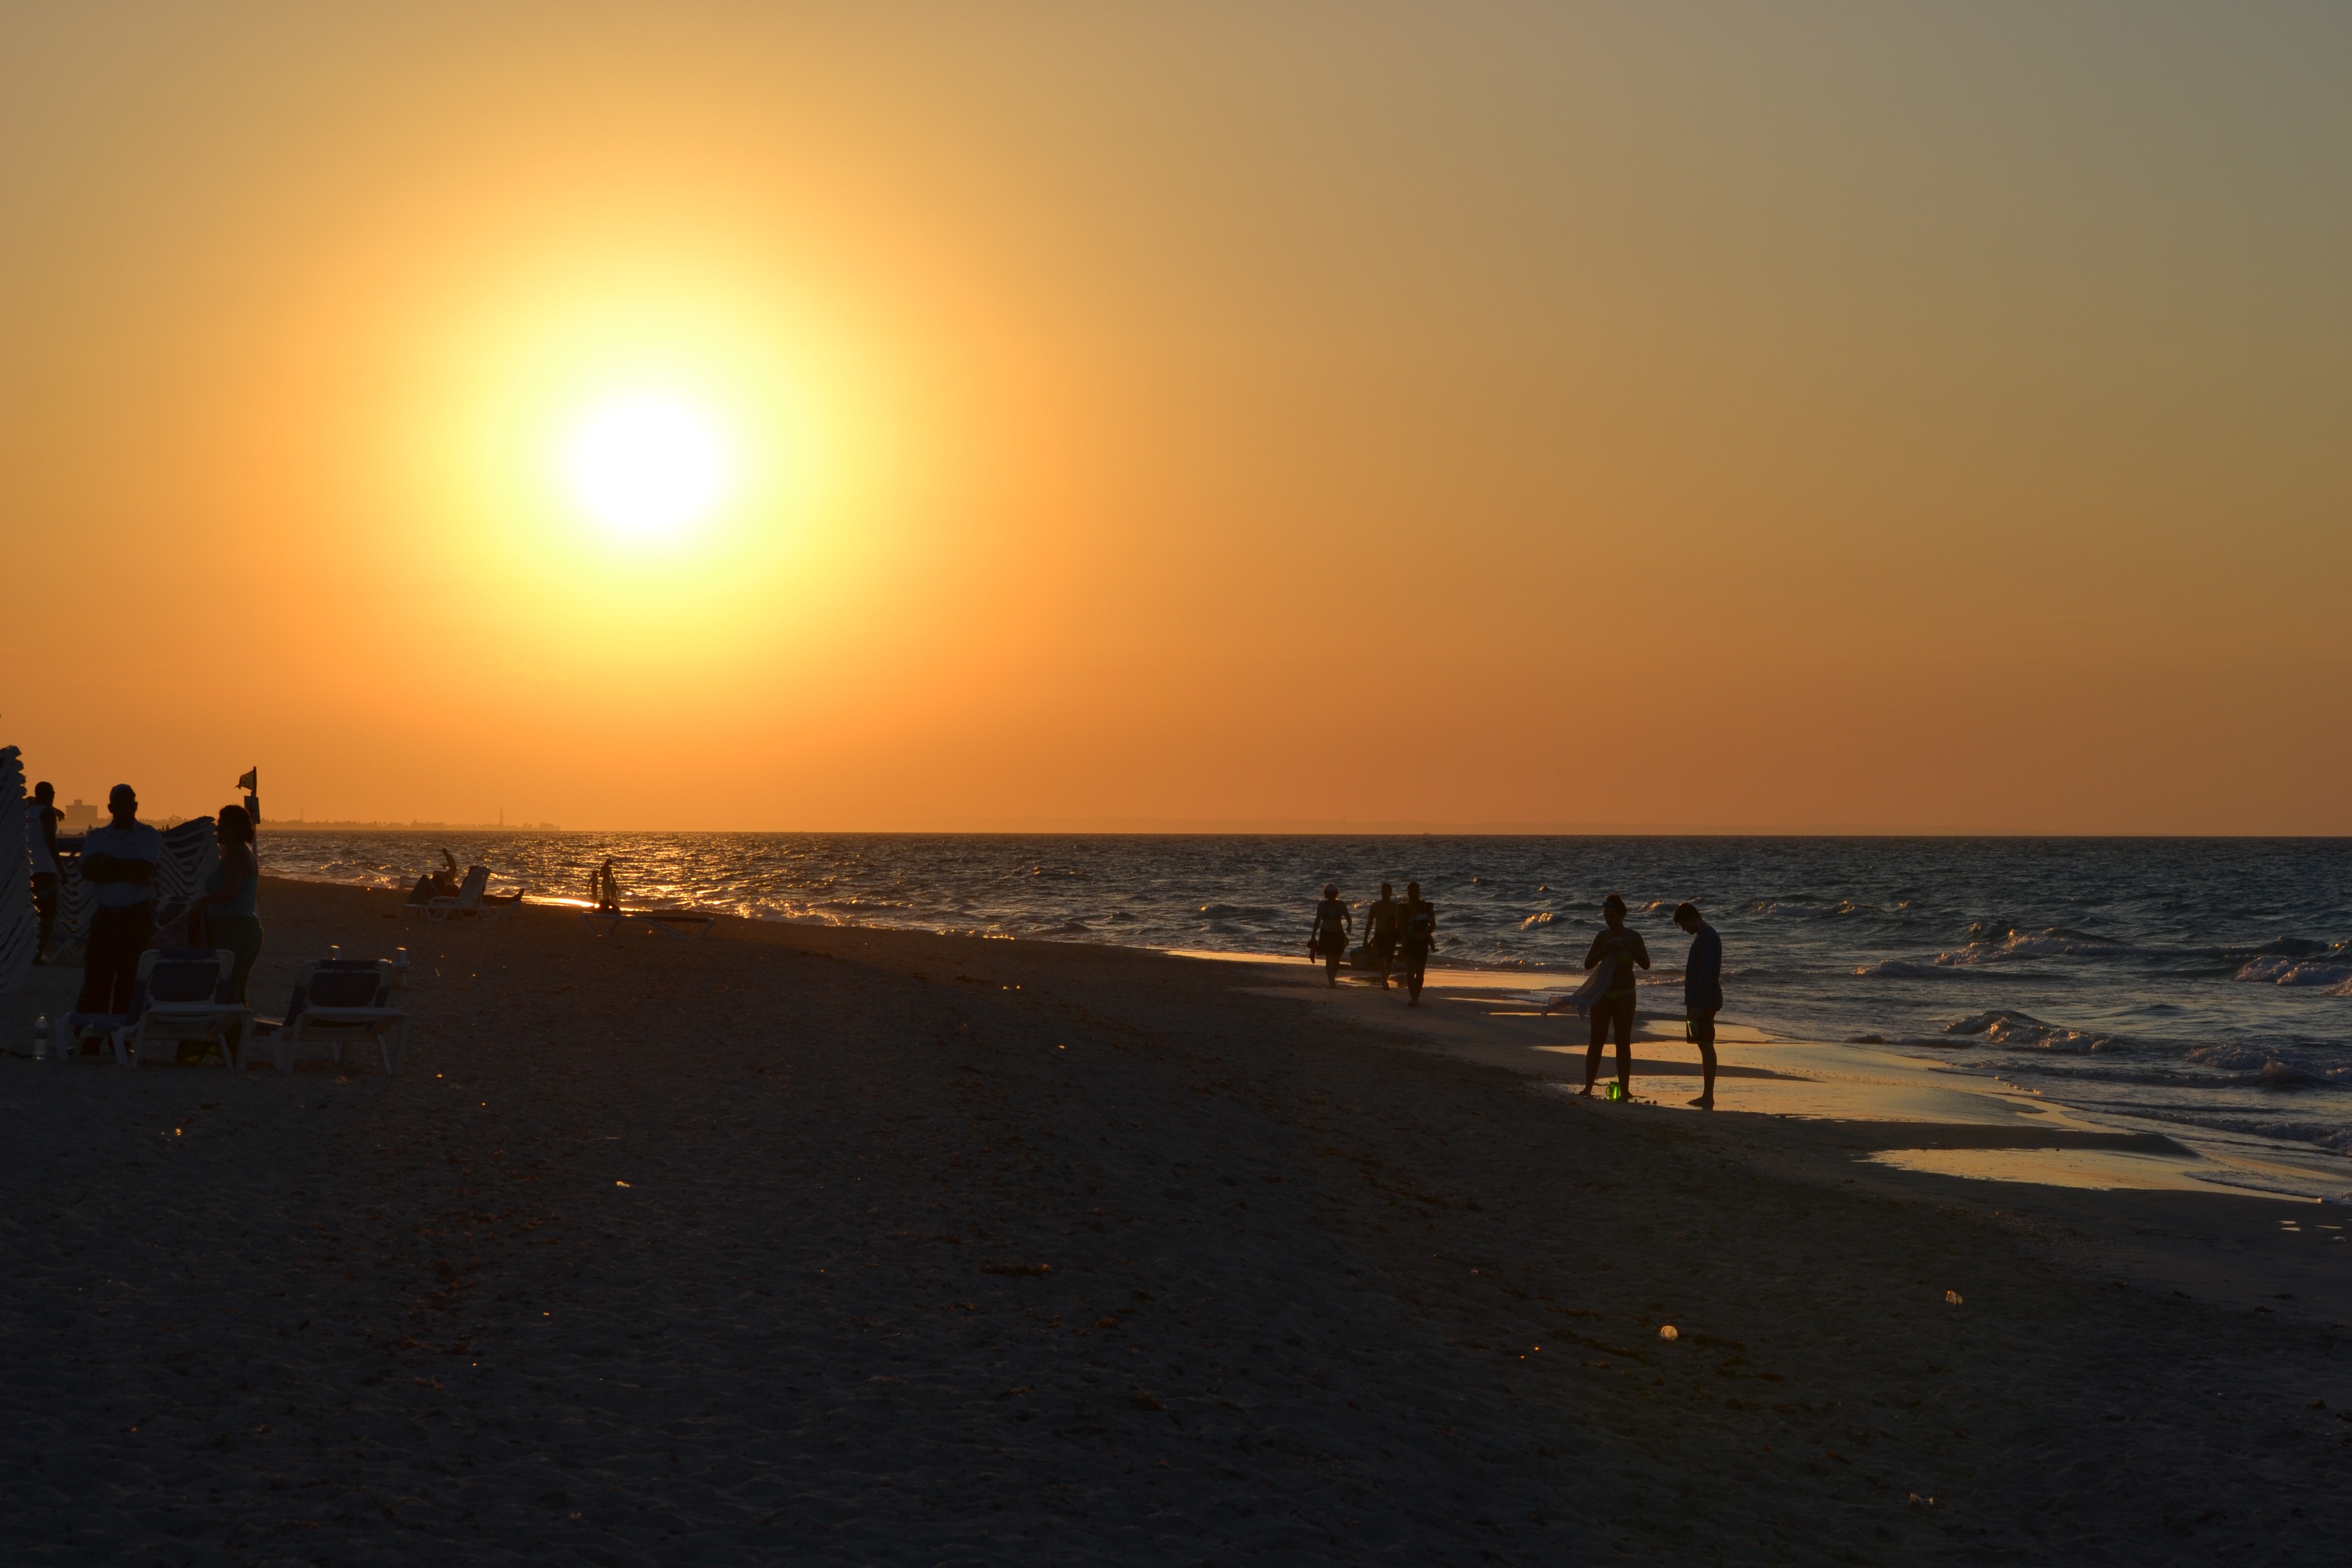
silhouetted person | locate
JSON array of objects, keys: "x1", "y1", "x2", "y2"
[
  {"x1": 28, "y1": 780, "x2": 61, "y2": 961},
  {"x1": 1363, "y1": 882, "x2": 1401, "y2": 989},
  {"x1": 77, "y1": 783, "x2": 162, "y2": 1016},
  {"x1": 1674, "y1": 901, "x2": 1722, "y2": 1108},
  {"x1": 187, "y1": 805, "x2": 263, "y2": 1063},
  {"x1": 1400, "y1": 880, "x2": 1436, "y2": 1006},
  {"x1": 429, "y1": 847, "x2": 462, "y2": 901},
  {"x1": 595, "y1": 857, "x2": 623, "y2": 913},
  {"x1": 1580, "y1": 892, "x2": 1650, "y2": 1099},
  {"x1": 1309, "y1": 883, "x2": 1352, "y2": 987}
]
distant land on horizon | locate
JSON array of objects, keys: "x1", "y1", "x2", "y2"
[{"x1": 251, "y1": 820, "x2": 2352, "y2": 840}]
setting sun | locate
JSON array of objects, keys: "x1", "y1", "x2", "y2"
[{"x1": 561, "y1": 393, "x2": 733, "y2": 542}]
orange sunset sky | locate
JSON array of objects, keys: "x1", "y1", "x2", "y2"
[{"x1": 4, "y1": 4, "x2": 2346, "y2": 834}]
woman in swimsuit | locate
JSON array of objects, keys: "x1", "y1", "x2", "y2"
[
  {"x1": 1581, "y1": 892, "x2": 1650, "y2": 1099},
  {"x1": 1309, "y1": 883, "x2": 1352, "y2": 987}
]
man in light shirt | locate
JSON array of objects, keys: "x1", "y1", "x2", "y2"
[{"x1": 76, "y1": 783, "x2": 163, "y2": 1015}]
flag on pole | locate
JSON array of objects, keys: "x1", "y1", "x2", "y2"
[{"x1": 237, "y1": 768, "x2": 258, "y2": 792}]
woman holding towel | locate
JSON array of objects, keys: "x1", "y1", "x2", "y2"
[{"x1": 1581, "y1": 892, "x2": 1650, "y2": 1099}]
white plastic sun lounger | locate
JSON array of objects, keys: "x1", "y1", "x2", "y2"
[
  {"x1": 419, "y1": 866, "x2": 522, "y2": 922},
  {"x1": 120, "y1": 948, "x2": 250, "y2": 1069},
  {"x1": 272, "y1": 959, "x2": 408, "y2": 1074}
]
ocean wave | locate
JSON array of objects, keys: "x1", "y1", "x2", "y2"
[
  {"x1": 1520, "y1": 912, "x2": 1562, "y2": 930},
  {"x1": 2185, "y1": 1042, "x2": 2352, "y2": 1083},
  {"x1": 1855, "y1": 958, "x2": 1974, "y2": 979},
  {"x1": 1942, "y1": 1009, "x2": 2125, "y2": 1054},
  {"x1": 1932, "y1": 926, "x2": 2123, "y2": 967},
  {"x1": 2223, "y1": 936, "x2": 2346, "y2": 961},
  {"x1": 1748, "y1": 897, "x2": 1883, "y2": 919},
  {"x1": 1196, "y1": 903, "x2": 1284, "y2": 922},
  {"x1": 2232, "y1": 953, "x2": 2352, "y2": 991}
]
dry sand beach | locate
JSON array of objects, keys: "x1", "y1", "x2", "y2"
[{"x1": 3, "y1": 879, "x2": 2347, "y2": 1565}]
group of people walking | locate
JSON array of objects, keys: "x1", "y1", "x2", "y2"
[
  {"x1": 1310, "y1": 880, "x2": 1438, "y2": 1003},
  {"x1": 1308, "y1": 881, "x2": 1727, "y2": 1109}
]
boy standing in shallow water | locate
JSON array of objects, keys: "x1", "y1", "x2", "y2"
[
  {"x1": 1676, "y1": 901, "x2": 1723, "y2": 1109},
  {"x1": 1580, "y1": 892, "x2": 1650, "y2": 1099}
]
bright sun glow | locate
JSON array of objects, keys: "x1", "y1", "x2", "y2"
[{"x1": 562, "y1": 394, "x2": 732, "y2": 540}]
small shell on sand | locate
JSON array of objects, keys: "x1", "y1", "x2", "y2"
[
  {"x1": 1946, "y1": 1289, "x2": 1964, "y2": 1305},
  {"x1": 1658, "y1": 1324, "x2": 1679, "y2": 1340}
]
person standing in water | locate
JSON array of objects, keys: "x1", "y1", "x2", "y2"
[
  {"x1": 1364, "y1": 883, "x2": 1401, "y2": 988},
  {"x1": 1581, "y1": 892, "x2": 1650, "y2": 1099},
  {"x1": 1308, "y1": 883, "x2": 1352, "y2": 986},
  {"x1": 1675, "y1": 901, "x2": 1722, "y2": 1109},
  {"x1": 1400, "y1": 881, "x2": 1437, "y2": 1006}
]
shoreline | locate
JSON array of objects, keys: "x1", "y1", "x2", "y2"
[
  {"x1": 188, "y1": 865, "x2": 2352, "y2": 1203},
  {"x1": 3, "y1": 877, "x2": 2346, "y2": 1562}
]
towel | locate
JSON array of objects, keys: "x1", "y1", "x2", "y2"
[{"x1": 1541, "y1": 954, "x2": 1616, "y2": 1019}]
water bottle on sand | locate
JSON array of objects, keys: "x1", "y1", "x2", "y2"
[{"x1": 33, "y1": 1014, "x2": 51, "y2": 1062}]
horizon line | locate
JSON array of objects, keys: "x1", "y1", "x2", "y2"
[{"x1": 252, "y1": 819, "x2": 2352, "y2": 839}]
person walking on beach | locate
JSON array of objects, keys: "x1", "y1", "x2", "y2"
[
  {"x1": 1308, "y1": 883, "x2": 1352, "y2": 986},
  {"x1": 1400, "y1": 881, "x2": 1437, "y2": 1006},
  {"x1": 1581, "y1": 892, "x2": 1650, "y2": 1099},
  {"x1": 28, "y1": 780, "x2": 61, "y2": 962},
  {"x1": 1364, "y1": 883, "x2": 1401, "y2": 988},
  {"x1": 1675, "y1": 901, "x2": 1722, "y2": 1109},
  {"x1": 76, "y1": 783, "x2": 162, "y2": 1016}
]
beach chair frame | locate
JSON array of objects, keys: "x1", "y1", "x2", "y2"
[
  {"x1": 416, "y1": 865, "x2": 520, "y2": 923},
  {"x1": 274, "y1": 959, "x2": 408, "y2": 1074},
  {"x1": 121, "y1": 948, "x2": 251, "y2": 1070}
]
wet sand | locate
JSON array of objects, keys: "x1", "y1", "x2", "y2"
[{"x1": 1, "y1": 879, "x2": 2346, "y2": 1564}]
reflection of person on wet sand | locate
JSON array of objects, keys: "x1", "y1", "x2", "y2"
[
  {"x1": 1308, "y1": 883, "x2": 1352, "y2": 987},
  {"x1": 1363, "y1": 883, "x2": 1401, "y2": 989},
  {"x1": 1400, "y1": 881, "x2": 1436, "y2": 1006},
  {"x1": 1580, "y1": 892, "x2": 1650, "y2": 1099},
  {"x1": 1676, "y1": 901, "x2": 1722, "y2": 1109}
]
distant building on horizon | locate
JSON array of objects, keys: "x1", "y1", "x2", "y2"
[{"x1": 60, "y1": 797, "x2": 100, "y2": 831}]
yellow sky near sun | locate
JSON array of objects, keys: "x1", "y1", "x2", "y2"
[{"x1": 3, "y1": 3, "x2": 2347, "y2": 831}]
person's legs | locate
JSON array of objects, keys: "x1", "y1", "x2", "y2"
[
  {"x1": 1404, "y1": 942, "x2": 1428, "y2": 1004},
  {"x1": 77, "y1": 905, "x2": 153, "y2": 1017},
  {"x1": 32, "y1": 873, "x2": 58, "y2": 960},
  {"x1": 1609, "y1": 995, "x2": 1634, "y2": 1097},
  {"x1": 1374, "y1": 935, "x2": 1394, "y2": 989},
  {"x1": 1324, "y1": 943, "x2": 1342, "y2": 986},
  {"x1": 211, "y1": 915, "x2": 264, "y2": 1062},
  {"x1": 1689, "y1": 1009, "x2": 1718, "y2": 1107},
  {"x1": 1583, "y1": 1000, "x2": 1607, "y2": 1093},
  {"x1": 73, "y1": 910, "x2": 120, "y2": 1013}
]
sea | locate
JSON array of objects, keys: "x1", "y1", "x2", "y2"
[{"x1": 260, "y1": 831, "x2": 2352, "y2": 1197}]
